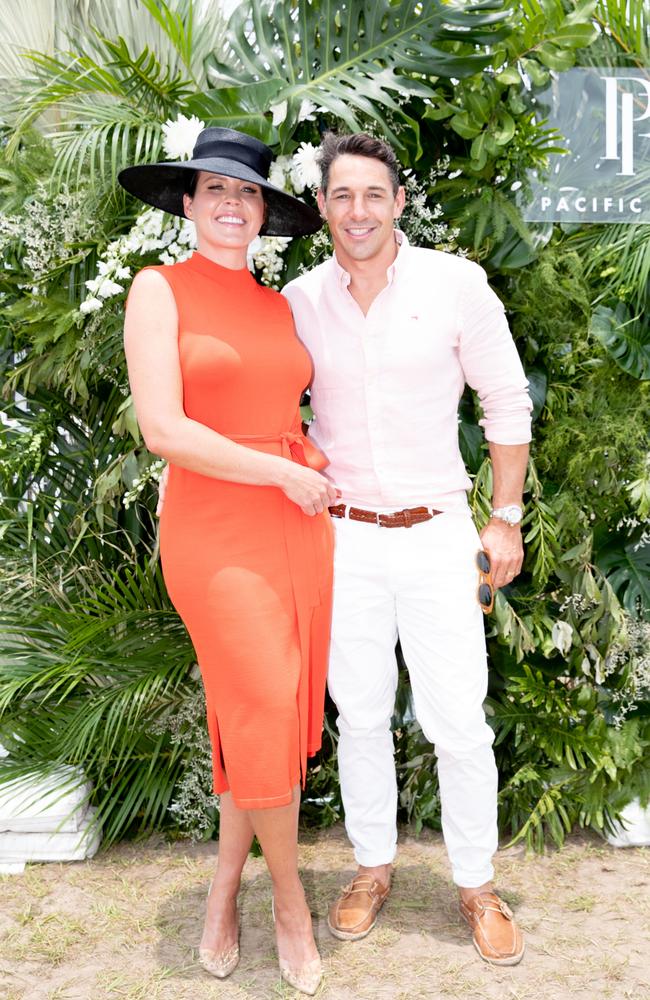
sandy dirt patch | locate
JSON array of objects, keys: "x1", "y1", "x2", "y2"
[{"x1": 1, "y1": 825, "x2": 648, "y2": 999}]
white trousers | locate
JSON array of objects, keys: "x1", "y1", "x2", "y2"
[{"x1": 328, "y1": 509, "x2": 498, "y2": 888}]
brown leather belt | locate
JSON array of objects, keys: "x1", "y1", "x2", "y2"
[{"x1": 328, "y1": 503, "x2": 442, "y2": 528}]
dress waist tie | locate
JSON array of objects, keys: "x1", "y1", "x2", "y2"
[{"x1": 228, "y1": 429, "x2": 329, "y2": 787}]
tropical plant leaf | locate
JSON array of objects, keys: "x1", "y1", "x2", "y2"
[
  {"x1": 185, "y1": 81, "x2": 281, "y2": 144},
  {"x1": 595, "y1": 532, "x2": 650, "y2": 618},
  {"x1": 487, "y1": 223, "x2": 553, "y2": 270},
  {"x1": 206, "y1": 0, "x2": 512, "y2": 148},
  {"x1": 590, "y1": 302, "x2": 650, "y2": 380},
  {"x1": 458, "y1": 392, "x2": 485, "y2": 473},
  {"x1": 0, "y1": 385, "x2": 150, "y2": 564}
]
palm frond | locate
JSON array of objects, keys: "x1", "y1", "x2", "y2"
[
  {"x1": 566, "y1": 224, "x2": 650, "y2": 314},
  {"x1": 0, "y1": 385, "x2": 152, "y2": 567},
  {"x1": 0, "y1": 0, "x2": 57, "y2": 91},
  {"x1": 48, "y1": 111, "x2": 163, "y2": 191},
  {"x1": 4, "y1": 8, "x2": 198, "y2": 189},
  {"x1": 69, "y1": 0, "x2": 232, "y2": 88},
  {"x1": 0, "y1": 559, "x2": 196, "y2": 844},
  {"x1": 0, "y1": 0, "x2": 231, "y2": 95},
  {"x1": 589, "y1": 0, "x2": 650, "y2": 66}
]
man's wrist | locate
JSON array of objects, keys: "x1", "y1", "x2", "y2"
[{"x1": 489, "y1": 503, "x2": 523, "y2": 526}]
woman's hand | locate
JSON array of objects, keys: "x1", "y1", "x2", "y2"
[{"x1": 279, "y1": 464, "x2": 339, "y2": 516}]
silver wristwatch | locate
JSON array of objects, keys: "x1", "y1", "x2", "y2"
[{"x1": 490, "y1": 504, "x2": 523, "y2": 526}]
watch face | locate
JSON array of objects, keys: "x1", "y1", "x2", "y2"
[{"x1": 493, "y1": 505, "x2": 523, "y2": 525}]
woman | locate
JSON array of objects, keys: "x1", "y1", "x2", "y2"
[{"x1": 119, "y1": 127, "x2": 336, "y2": 996}]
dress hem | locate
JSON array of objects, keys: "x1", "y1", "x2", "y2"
[{"x1": 212, "y1": 740, "x2": 323, "y2": 809}]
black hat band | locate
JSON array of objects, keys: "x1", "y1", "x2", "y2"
[{"x1": 192, "y1": 138, "x2": 272, "y2": 179}]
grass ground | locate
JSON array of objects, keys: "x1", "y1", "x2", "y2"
[{"x1": 1, "y1": 825, "x2": 648, "y2": 1000}]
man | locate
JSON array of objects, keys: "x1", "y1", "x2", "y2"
[{"x1": 282, "y1": 131, "x2": 532, "y2": 966}]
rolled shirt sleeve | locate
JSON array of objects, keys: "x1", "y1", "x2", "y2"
[{"x1": 457, "y1": 261, "x2": 533, "y2": 445}]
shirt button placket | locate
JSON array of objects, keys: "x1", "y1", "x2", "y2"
[{"x1": 364, "y1": 314, "x2": 387, "y2": 500}]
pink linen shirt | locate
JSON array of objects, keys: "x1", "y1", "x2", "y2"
[{"x1": 282, "y1": 232, "x2": 532, "y2": 512}]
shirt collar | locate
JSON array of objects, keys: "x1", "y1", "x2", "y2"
[{"x1": 331, "y1": 229, "x2": 410, "y2": 289}]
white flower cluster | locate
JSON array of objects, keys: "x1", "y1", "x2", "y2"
[
  {"x1": 400, "y1": 168, "x2": 459, "y2": 251},
  {"x1": 268, "y1": 141, "x2": 321, "y2": 194},
  {"x1": 301, "y1": 225, "x2": 333, "y2": 270},
  {"x1": 247, "y1": 235, "x2": 292, "y2": 289},
  {"x1": 0, "y1": 215, "x2": 20, "y2": 253},
  {"x1": 603, "y1": 617, "x2": 650, "y2": 726},
  {"x1": 150, "y1": 689, "x2": 218, "y2": 840},
  {"x1": 559, "y1": 593, "x2": 594, "y2": 615},
  {"x1": 0, "y1": 186, "x2": 86, "y2": 284},
  {"x1": 79, "y1": 208, "x2": 197, "y2": 315},
  {"x1": 122, "y1": 457, "x2": 166, "y2": 509}
]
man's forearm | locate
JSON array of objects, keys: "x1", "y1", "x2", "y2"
[
  {"x1": 479, "y1": 442, "x2": 529, "y2": 590},
  {"x1": 488, "y1": 442, "x2": 529, "y2": 508}
]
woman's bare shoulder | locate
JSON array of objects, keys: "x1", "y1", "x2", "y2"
[
  {"x1": 129, "y1": 266, "x2": 174, "y2": 294},
  {"x1": 126, "y1": 267, "x2": 177, "y2": 315}
]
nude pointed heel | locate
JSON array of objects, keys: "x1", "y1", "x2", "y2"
[
  {"x1": 198, "y1": 942, "x2": 240, "y2": 979},
  {"x1": 198, "y1": 882, "x2": 240, "y2": 979},
  {"x1": 278, "y1": 954, "x2": 322, "y2": 996},
  {"x1": 272, "y1": 898, "x2": 323, "y2": 996}
]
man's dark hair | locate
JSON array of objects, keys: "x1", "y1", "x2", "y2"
[{"x1": 318, "y1": 132, "x2": 400, "y2": 195}]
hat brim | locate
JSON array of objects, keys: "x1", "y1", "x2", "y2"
[{"x1": 118, "y1": 159, "x2": 322, "y2": 237}]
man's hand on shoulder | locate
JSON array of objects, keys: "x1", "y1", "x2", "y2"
[{"x1": 479, "y1": 518, "x2": 524, "y2": 591}]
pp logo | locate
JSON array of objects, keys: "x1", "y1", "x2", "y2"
[{"x1": 602, "y1": 75, "x2": 650, "y2": 176}]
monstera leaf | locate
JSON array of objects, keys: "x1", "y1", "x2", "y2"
[
  {"x1": 595, "y1": 533, "x2": 650, "y2": 619},
  {"x1": 590, "y1": 303, "x2": 650, "y2": 381},
  {"x1": 186, "y1": 81, "x2": 281, "y2": 144},
  {"x1": 206, "y1": 0, "x2": 512, "y2": 151}
]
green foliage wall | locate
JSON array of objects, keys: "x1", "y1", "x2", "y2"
[{"x1": 0, "y1": 0, "x2": 649, "y2": 849}]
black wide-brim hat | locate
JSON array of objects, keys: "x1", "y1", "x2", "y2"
[{"x1": 118, "y1": 126, "x2": 322, "y2": 237}]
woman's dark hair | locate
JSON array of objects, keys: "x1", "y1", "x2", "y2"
[
  {"x1": 183, "y1": 170, "x2": 199, "y2": 198},
  {"x1": 317, "y1": 132, "x2": 400, "y2": 194}
]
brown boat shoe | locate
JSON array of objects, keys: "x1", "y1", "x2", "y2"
[
  {"x1": 327, "y1": 874, "x2": 391, "y2": 941},
  {"x1": 459, "y1": 890, "x2": 525, "y2": 966}
]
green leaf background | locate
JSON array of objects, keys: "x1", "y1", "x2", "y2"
[{"x1": 1, "y1": 0, "x2": 649, "y2": 852}]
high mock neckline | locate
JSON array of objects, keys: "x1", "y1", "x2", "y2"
[{"x1": 187, "y1": 250, "x2": 255, "y2": 284}]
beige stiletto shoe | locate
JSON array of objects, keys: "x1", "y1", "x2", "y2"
[
  {"x1": 198, "y1": 883, "x2": 240, "y2": 979},
  {"x1": 198, "y1": 942, "x2": 240, "y2": 979},
  {"x1": 278, "y1": 954, "x2": 322, "y2": 996},
  {"x1": 272, "y1": 898, "x2": 323, "y2": 996}
]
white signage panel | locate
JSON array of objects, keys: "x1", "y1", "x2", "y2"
[{"x1": 524, "y1": 68, "x2": 650, "y2": 224}]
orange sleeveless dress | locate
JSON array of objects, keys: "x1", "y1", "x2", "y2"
[{"x1": 148, "y1": 251, "x2": 333, "y2": 809}]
